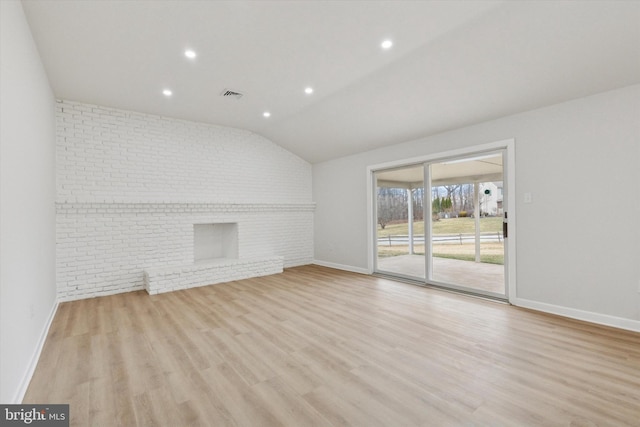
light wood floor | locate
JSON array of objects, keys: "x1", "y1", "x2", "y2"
[{"x1": 25, "y1": 265, "x2": 640, "y2": 426}]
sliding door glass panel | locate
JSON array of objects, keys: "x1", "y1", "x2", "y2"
[
  {"x1": 375, "y1": 165, "x2": 425, "y2": 280},
  {"x1": 429, "y1": 153, "x2": 505, "y2": 295}
]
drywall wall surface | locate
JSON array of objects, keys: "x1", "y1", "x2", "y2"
[
  {"x1": 313, "y1": 85, "x2": 640, "y2": 322},
  {"x1": 0, "y1": 0, "x2": 57, "y2": 403}
]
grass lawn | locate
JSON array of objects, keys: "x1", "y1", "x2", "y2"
[
  {"x1": 431, "y1": 253, "x2": 504, "y2": 264},
  {"x1": 433, "y1": 242, "x2": 504, "y2": 265},
  {"x1": 377, "y1": 218, "x2": 505, "y2": 264},
  {"x1": 378, "y1": 242, "x2": 504, "y2": 265},
  {"x1": 377, "y1": 217, "x2": 503, "y2": 237}
]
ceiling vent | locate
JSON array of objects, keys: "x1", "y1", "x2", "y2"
[{"x1": 220, "y1": 89, "x2": 244, "y2": 100}]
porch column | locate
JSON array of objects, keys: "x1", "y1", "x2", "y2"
[
  {"x1": 407, "y1": 188, "x2": 414, "y2": 255},
  {"x1": 474, "y1": 182, "x2": 480, "y2": 263}
]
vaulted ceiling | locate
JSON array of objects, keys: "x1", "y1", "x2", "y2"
[{"x1": 22, "y1": 0, "x2": 640, "y2": 163}]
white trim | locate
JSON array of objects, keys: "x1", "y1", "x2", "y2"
[
  {"x1": 512, "y1": 297, "x2": 640, "y2": 333},
  {"x1": 424, "y1": 163, "x2": 432, "y2": 281},
  {"x1": 317, "y1": 260, "x2": 640, "y2": 333},
  {"x1": 14, "y1": 301, "x2": 59, "y2": 404},
  {"x1": 504, "y1": 140, "x2": 517, "y2": 302},
  {"x1": 313, "y1": 260, "x2": 370, "y2": 275},
  {"x1": 366, "y1": 168, "x2": 375, "y2": 274}
]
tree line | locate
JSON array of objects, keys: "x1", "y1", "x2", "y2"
[{"x1": 377, "y1": 184, "x2": 479, "y2": 229}]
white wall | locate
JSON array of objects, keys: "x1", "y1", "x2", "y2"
[
  {"x1": 0, "y1": 0, "x2": 57, "y2": 403},
  {"x1": 313, "y1": 85, "x2": 640, "y2": 328},
  {"x1": 56, "y1": 101, "x2": 314, "y2": 300}
]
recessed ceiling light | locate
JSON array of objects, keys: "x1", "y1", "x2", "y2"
[
  {"x1": 184, "y1": 49, "x2": 197, "y2": 59},
  {"x1": 263, "y1": 111, "x2": 271, "y2": 118},
  {"x1": 162, "y1": 89, "x2": 173, "y2": 97},
  {"x1": 381, "y1": 39, "x2": 393, "y2": 50},
  {"x1": 304, "y1": 87, "x2": 314, "y2": 95}
]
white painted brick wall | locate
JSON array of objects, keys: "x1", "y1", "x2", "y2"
[
  {"x1": 144, "y1": 256, "x2": 284, "y2": 295},
  {"x1": 56, "y1": 101, "x2": 314, "y2": 301},
  {"x1": 56, "y1": 100, "x2": 310, "y2": 204}
]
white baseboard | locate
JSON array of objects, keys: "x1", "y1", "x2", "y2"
[
  {"x1": 14, "y1": 300, "x2": 59, "y2": 404},
  {"x1": 311, "y1": 262, "x2": 640, "y2": 333},
  {"x1": 512, "y1": 297, "x2": 640, "y2": 333},
  {"x1": 312, "y1": 260, "x2": 370, "y2": 275}
]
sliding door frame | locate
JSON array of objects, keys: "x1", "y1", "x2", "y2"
[
  {"x1": 424, "y1": 148, "x2": 506, "y2": 299},
  {"x1": 372, "y1": 163, "x2": 426, "y2": 281},
  {"x1": 367, "y1": 139, "x2": 516, "y2": 303}
]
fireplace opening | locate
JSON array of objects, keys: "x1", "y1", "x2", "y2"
[{"x1": 193, "y1": 223, "x2": 238, "y2": 262}]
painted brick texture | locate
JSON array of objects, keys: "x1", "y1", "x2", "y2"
[
  {"x1": 56, "y1": 101, "x2": 314, "y2": 301},
  {"x1": 144, "y1": 256, "x2": 284, "y2": 295}
]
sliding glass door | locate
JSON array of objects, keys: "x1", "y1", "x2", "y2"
[
  {"x1": 375, "y1": 165, "x2": 425, "y2": 280},
  {"x1": 428, "y1": 152, "x2": 505, "y2": 297},
  {"x1": 373, "y1": 150, "x2": 507, "y2": 299}
]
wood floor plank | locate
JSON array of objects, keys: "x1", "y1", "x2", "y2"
[
  {"x1": 251, "y1": 377, "x2": 332, "y2": 427},
  {"x1": 205, "y1": 328, "x2": 278, "y2": 386},
  {"x1": 210, "y1": 362, "x2": 283, "y2": 426},
  {"x1": 23, "y1": 265, "x2": 640, "y2": 426},
  {"x1": 302, "y1": 385, "x2": 388, "y2": 427}
]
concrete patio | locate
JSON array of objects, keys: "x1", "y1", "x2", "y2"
[{"x1": 377, "y1": 254, "x2": 505, "y2": 295}]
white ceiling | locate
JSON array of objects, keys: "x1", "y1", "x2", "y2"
[{"x1": 21, "y1": 0, "x2": 640, "y2": 164}]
